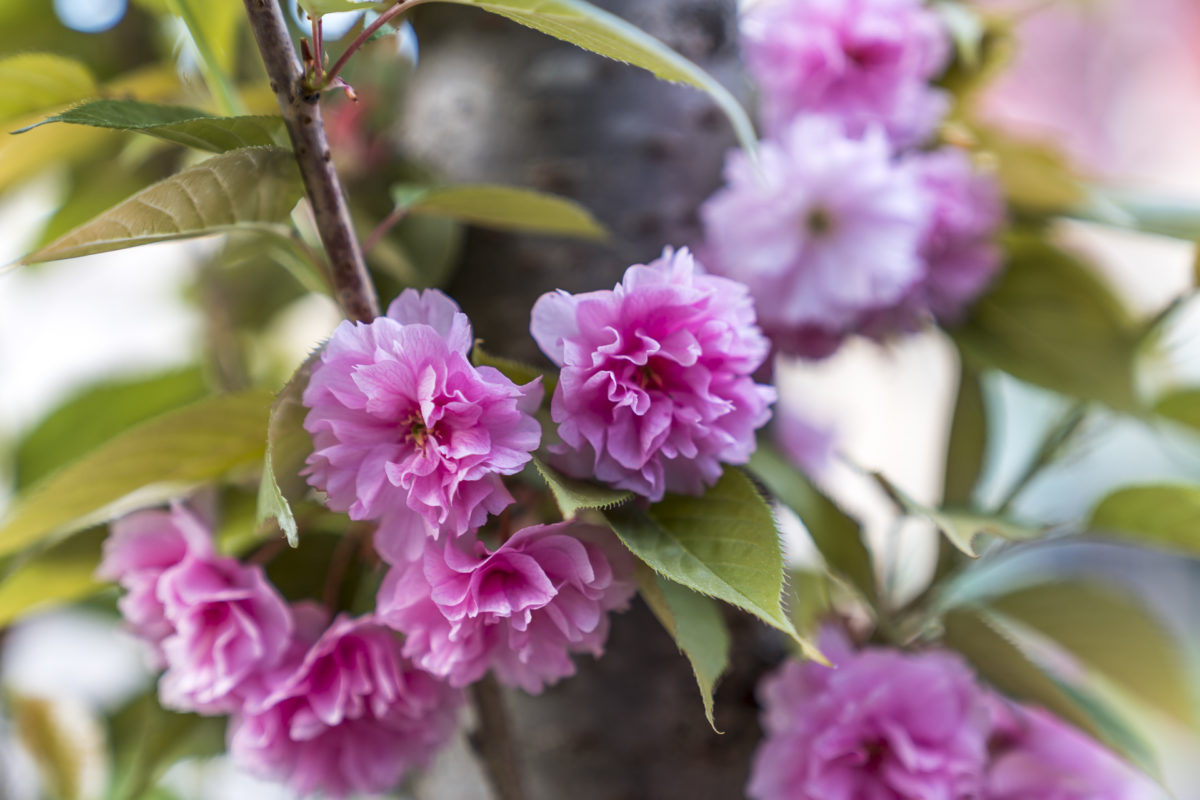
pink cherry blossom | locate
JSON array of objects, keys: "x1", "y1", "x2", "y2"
[
  {"x1": 377, "y1": 522, "x2": 636, "y2": 692},
  {"x1": 742, "y1": 0, "x2": 951, "y2": 146},
  {"x1": 700, "y1": 116, "x2": 930, "y2": 359},
  {"x1": 749, "y1": 630, "x2": 992, "y2": 800},
  {"x1": 303, "y1": 289, "x2": 542, "y2": 554},
  {"x1": 230, "y1": 611, "x2": 463, "y2": 799},
  {"x1": 530, "y1": 247, "x2": 776, "y2": 501}
]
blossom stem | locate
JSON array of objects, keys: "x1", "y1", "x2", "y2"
[
  {"x1": 324, "y1": 0, "x2": 424, "y2": 88},
  {"x1": 469, "y1": 676, "x2": 526, "y2": 800},
  {"x1": 241, "y1": 0, "x2": 380, "y2": 323}
]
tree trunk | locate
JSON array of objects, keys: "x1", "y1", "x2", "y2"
[{"x1": 401, "y1": 3, "x2": 781, "y2": 798}]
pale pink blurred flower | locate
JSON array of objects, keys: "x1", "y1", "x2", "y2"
[
  {"x1": 531, "y1": 247, "x2": 775, "y2": 501},
  {"x1": 701, "y1": 117, "x2": 929, "y2": 358},
  {"x1": 230, "y1": 610, "x2": 463, "y2": 799},
  {"x1": 377, "y1": 523, "x2": 636, "y2": 692},
  {"x1": 302, "y1": 289, "x2": 542, "y2": 555},
  {"x1": 742, "y1": 0, "x2": 951, "y2": 146},
  {"x1": 749, "y1": 630, "x2": 992, "y2": 800},
  {"x1": 985, "y1": 699, "x2": 1160, "y2": 800}
]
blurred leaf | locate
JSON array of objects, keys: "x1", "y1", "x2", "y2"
[
  {"x1": 257, "y1": 355, "x2": 319, "y2": 547},
  {"x1": 15, "y1": 367, "x2": 208, "y2": 490},
  {"x1": 605, "y1": 469, "x2": 823, "y2": 660},
  {"x1": 0, "y1": 66, "x2": 181, "y2": 195},
  {"x1": 944, "y1": 364, "x2": 987, "y2": 506},
  {"x1": 788, "y1": 569, "x2": 832, "y2": 642},
  {"x1": 533, "y1": 457, "x2": 633, "y2": 520},
  {"x1": 1088, "y1": 484, "x2": 1200, "y2": 556},
  {"x1": 943, "y1": 606, "x2": 1160, "y2": 777},
  {"x1": 955, "y1": 233, "x2": 1142, "y2": 411},
  {"x1": 1068, "y1": 188, "x2": 1200, "y2": 241},
  {"x1": 933, "y1": 0, "x2": 986, "y2": 70},
  {"x1": 108, "y1": 692, "x2": 225, "y2": 800},
  {"x1": 472, "y1": 345, "x2": 556, "y2": 394},
  {"x1": 427, "y1": 0, "x2": 758, "y2": 156},
  {"x1": 390, "y1": 183, "x2": 608, "y2": 239},
  {"x1": 989, "y1": 581, "x2": 1197, "y2": 725},
  {"x1": 0, "y1": 528, "x2": 107, "y2": 627},
  {"x1": 0, "y1": 390, "x2": 272, "y2": 559},
  {"x1": 637, "y1": 564, "x2": 730, "y2": 731},
  {"x1": 1154, "y1": 388, "x2": 1200, "y2": 433},
  {"x1": 0, "y1": 53, "x2": 96, "y2": 120},
  {"x1": 747, "y1": 444, "x2": 877, "y2": 605},
  {"x1": 369, "y1": 212, "x2": 465, "y2": 289},
  {"x1": 299, "y1": 0, "x2": 378, "y2": 13},
  {"x1": 872, "y1": 471, "x2": 1037, "y2": 557},
  {"x1": 976, "y1": 129, "x2": 1085, "y2": 211},
  {"x1": 36, "y1": 157, "x2": 154, "y2": 249},
  {"x1": 164, "y1": 0, "x2": 243, "y2": 114},
  {"x1": 19, "y1": 99, "x2": 288, "y2": 153},
  {"x1": 25, "y1": 146, "x2": 303, "y2": 263},
  {"x1": 11, "y1": 692, "x2": 108, "y2": 800}
]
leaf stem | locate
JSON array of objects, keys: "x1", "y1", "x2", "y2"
[
  {"x1": 241, "y1": 0, "x2": 380, "y2": 323},
  {"x1": 324, "y1": 0, "x2": 423, "y2": 87}
]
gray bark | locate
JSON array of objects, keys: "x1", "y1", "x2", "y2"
[{"x1": 401, "y1": 3, "x2": 781, "y2": 798}]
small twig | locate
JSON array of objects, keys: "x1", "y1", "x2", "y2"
[
  {"x1": 242, "y1": 0, "x2": 380, "y2": 323},
  {"x1": 311, "y1": 14, "x2": 325, "y2": 86},
  {"x1": 469, "y1": 676, "x2": 526, "y2": 800},
  {"x1": 324, "y1": 0, "x2": 423, "y2": 86},
  {"x1": 362, "y1": 205, "x2": 408, "y2": 254}
]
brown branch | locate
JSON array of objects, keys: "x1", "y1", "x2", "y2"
[
  {"x1": 469, "y1": 676, "x2": 527, "y2": 800},
  {"x1": 242, "y1": 0, "x2": 380, "y2": 323}
]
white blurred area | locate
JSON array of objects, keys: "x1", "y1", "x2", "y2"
[{"x1": 3, "y1": 0, "x2": 1200, "y2": 798}]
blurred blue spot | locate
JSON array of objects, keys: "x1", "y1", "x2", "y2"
[{"x1": 53, "y1": 0, "x2": 128, "y2": 33}]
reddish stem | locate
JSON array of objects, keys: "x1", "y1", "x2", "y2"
[{"x1": 324, "y1": 0, "x2": 422, "y2": 87}]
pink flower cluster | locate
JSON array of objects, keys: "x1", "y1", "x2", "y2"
[
  {"x1": 749, "y1": 631, "x2": 1159, "y2": 800},
  {"x1": 99, "y1": 506, "x2": 462, "y2": 798},
  {"x1": 531, "y1": 247, "x2": 776, "y2": 500},
  {"x1": 700, "y1": 0, "x2": 1005, "y2": 359},
  {"x1": 303, "y1": 290, "x2": 639, "y2": 694},
  {"x1": 378, "y1": 523, "x2": 636, "y2": 692}
]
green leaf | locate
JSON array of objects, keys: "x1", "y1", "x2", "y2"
[
  {"x1": 24, "y1": 146, "x2": 303, "y2": 264},
  {"x1": 976, "y1": 129, "x2": 1086, "y2": 212},
  {"x1": 1088, "y1": 484, "x2": 1200, "y2": 556},
  {"x1": 257, "y1": 356, "x2": 319, "y2": 547},
  {"x1": 637, "y1": 564, "x2": 730, "y2": 731},
  {"x1": 1067, "y1": 187, "x2": 1200, "y2": 241},
  {"x1": 533, "y1": 457, "x2": 633, "y2": 520},
  {"x1": 871, "y1": 471, "x2": 1037, "y2": 557},
  {"x1": 0, "y1": 53, "x2": 96, "y2": 121},
  {"x1": 472, "y1": 345, "x2": 556, "y2": 394},
  {"x1": 424, "y1": 0, "x2": 758, "y2": 155},
  {"x1": 10, "y1": 692, "x2": 108, "y2": 800},
  {"x1": 107, "y1": 692, "x2": 225, "y2": 800},
  {"x1": 0, "y1": 528, "x2": 107, "y2": 627},
  {"x1": 944, "y1": 364, "x2": 987, "y2": 507},
  {"x1": 165, "y1": 0, "x2": 244, "y2": 115},
  {"x1": 0, "y1": 390, "x2": 272, "y2": 559},
  {"x1": 391, "y1": 183, "x2": 608, "y2": 240},
  {"x1": 299, "y1": 0, "x2": 379, "y2": 14},
  {"x1": 604, "y1": 468, "x2": 823, "y2": 660},
  {"x1": 15, "y1": 368, "x2": 209, "y2": 490},
  {"x1": 17, "y1": 99, "x2": 289, "y2": 153},
  {"x1": 954, "y1": 233, "x2": 1142, "y2": 410},
  {"x1": 1153, "y1": 388, "x2": 1200, "y2": 434},
  {"x1": 988, "y1": 581, "x2": 1197, "y2": 725},
  {"x1": 747, "y1": 444, "x2": 877, "y2": 605},
  {"x1": 942, "y1": 607, "x2": 1160, "y2": 778}
]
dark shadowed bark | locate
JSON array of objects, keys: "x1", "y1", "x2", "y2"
[{"x1": 401, "y1": 3, "x2": 782, "y2": 798}]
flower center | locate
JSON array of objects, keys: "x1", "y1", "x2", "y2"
[
  {"x1": 804, "y1": 206, "x2": 835, "y2": 237},
  {"x1": 636, "y1": 362, "x2": 665, "y2": 390},
  {"x1": 405, "y1": 414, "x2": 431, "y2": 447}
]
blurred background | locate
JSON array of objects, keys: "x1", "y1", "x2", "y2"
[{"x1": 2, "y1": 0, "x2": 1200, "y2": 797}]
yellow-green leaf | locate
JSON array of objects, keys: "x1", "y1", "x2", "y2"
[
  {"x1": 25, "y1": 146, "x2": 303, "y2": 263},
  {"x1": 944, "y1": 364, "x2": 987, "y2": 507},
  {"x1": 18, "y1": 99, "x2": 289, "y2": 153},
  {"x1": 11, "y1": 692, "x2": 108, "y2": 800},
  {"x1": 258, "y1": 355, "x2": 319, "y2": 547},
  {"x1": 0, "y1": 53, "x2": 96, "y2": 121},
  {"x1": 1088, "y1": 483, "x2": 1200, "y2": 556},
  {"x1": 425, "y1": 0, "x2": 758, "y2": 155},
  {"x1": 638, "y1": 564, "x2": 730, "y2": 731},
  {"x1": 605, "y1": 468, "x2": 823, "y2": 660},
  {"x1": 0, "y1": 391, "x2": 272, "y2": 559},
  {"x1": 391, "y1": 183, "x2": 608, "y2": 239},
  {"x1": 0, "y1": 529, "x2": 107, "y2": 627}
]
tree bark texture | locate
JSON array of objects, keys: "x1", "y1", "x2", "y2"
[{"x1": 402, "y1": 3, "x2": 783, "y2": 798}]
